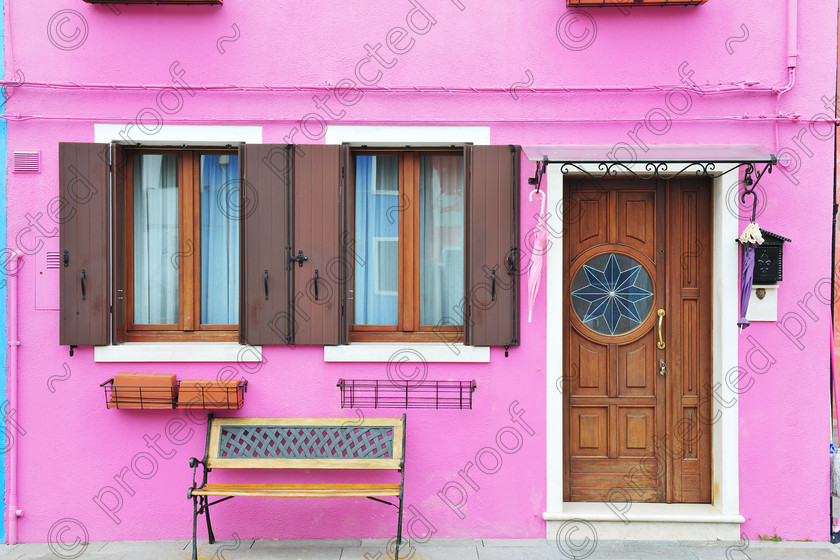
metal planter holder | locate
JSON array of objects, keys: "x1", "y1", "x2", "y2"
[{"x1": 337, "y1": 378, "x2": 477, "y2": 409}]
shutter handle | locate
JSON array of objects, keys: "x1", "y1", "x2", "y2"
[
  {"x1": 264, "y1": 270, "x2": 269, "y2": 300},
  {"x1": 491, "y1": 270, "x2": 496, "y2": 302},
  {"x1": 314, "y1": 269, "x2": 319, "y2": 301},
  {"x1": 81, "y1": 269, "x2": 86, "y2": 301}
]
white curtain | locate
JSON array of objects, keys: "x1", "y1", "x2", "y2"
[
  {"x1": 200, "y1": 154, "x2": 240, "y2": 325},
  {"x1": 354, "y1": 155, "x2": 399, "y2": 325},
  {"x1": 420, "y1": 155, "x2": 464, "y2": 325},
  {"x1": 133, "y1": 154, "x2": 179, "y2": 325}
]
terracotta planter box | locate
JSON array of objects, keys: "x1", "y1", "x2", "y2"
[
  {"x1": 109, "y1": 372, "x2": 177, "y2": 409},
  {"x1": 178, "y1": 379, "x2": 244, "y2": 409}
]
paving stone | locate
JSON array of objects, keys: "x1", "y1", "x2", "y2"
[
  {"x1": 574, "y1": 540, "x2": 700, "y2": 560},
  {"x1": 424, "y1": 539, "x2": 484, "y2": 547},
  {"x1": 99, "y1": 539, "x2": 191, "y2": 552},
  {"x1": 689, "y1": 541, "x2": 840, "y2": 560},
  {"x1": 231, "y1": 549, "x2": 342, "y2": 560},
  {"x1": 481, "y1": 538, "x2": 553, "y2": 547},
  {"x1": 250, "y1": 539, "x2": 358, "y2": 550},
  {"x1": 342, "y1": 546, "x2": 478, "y2": 560},
  {"x1": 478, "y1": 546, "x2": 567, "y2": 560}
]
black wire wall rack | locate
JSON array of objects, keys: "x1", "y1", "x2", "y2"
[{"x1": 337, "y1": 378, "x2": 477, "y2": 410}]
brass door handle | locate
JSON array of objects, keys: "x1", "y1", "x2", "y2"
[{"x1": 657, "y1": 309, "x2": 666, "y2": 349}]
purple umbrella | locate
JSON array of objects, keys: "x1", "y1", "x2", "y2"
[{"x1": 737, "y1": 242, "x2": 757, "y2": 330}]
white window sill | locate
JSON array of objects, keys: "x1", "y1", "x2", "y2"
[
  {"x1": 324, "y1": 343, "x2": 489, "y2": 363},
  {"x1": 94, "y1": 343, "x2": 262, "y2": 363}
]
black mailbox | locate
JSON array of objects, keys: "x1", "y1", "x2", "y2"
[{"x1": 753, "y1": 229, "x2": 791, "y2": 284}]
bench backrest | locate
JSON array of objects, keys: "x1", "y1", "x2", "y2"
[{"x1": 203, "y1": 415, "x2": 405, "y2": 470}]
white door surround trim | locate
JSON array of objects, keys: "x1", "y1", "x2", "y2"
[{"x1": 544, "y1": 163, "x2": 741, "y2": 540}]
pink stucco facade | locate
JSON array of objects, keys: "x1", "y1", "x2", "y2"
[{"x1": 3, "y1": 0, "x2": 838, "y2": 546}]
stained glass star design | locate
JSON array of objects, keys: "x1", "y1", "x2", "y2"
[{"x1": 571, "y1": 254, "x2": 653, "y2": 335}]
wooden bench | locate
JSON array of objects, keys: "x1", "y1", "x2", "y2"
[{"x1": 188, "y1": 414, "x2": 406, "y2": 560}]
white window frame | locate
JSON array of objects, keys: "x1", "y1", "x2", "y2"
[
  {"x1": 324, "y1": 125, "x2": 491, "y2": 364},
  {"x1": 92, "y1": 124, "x2": 263, "y2": 363}
]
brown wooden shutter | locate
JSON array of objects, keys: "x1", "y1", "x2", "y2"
[
  {"x1": 239, "y1": 144, "x2": 292, "y2": 345},
  {"x1": 290, "y1": 145, "x2": 344, "y2": 345},
  {"x1": 111, "y1": 144, "x2": 127, "y2": 345},
  {"x1": 59, "y1": 143, "x2": 111, "y2": 347},
  {"x1": 465, "y1": 145, "x2": 520, "y2": 348}
]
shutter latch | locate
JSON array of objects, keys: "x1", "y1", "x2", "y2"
[{"x1": 289, "y1": 250, "x2": 309, "y2": 267}]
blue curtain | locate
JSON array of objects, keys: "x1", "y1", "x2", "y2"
[
  {"x1": 200, "y1": 154, "x2": 239, "y2": 325},
  {"x1": 133, "y1": 154, "x2": 179, "y2": 325},
  {"x1": 354, "y1": 155, "x2": 399, "y2": 325}
]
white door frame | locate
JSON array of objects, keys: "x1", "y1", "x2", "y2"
[{"x1": 543, "y1": 163, "x2": 744, "y2": 540}]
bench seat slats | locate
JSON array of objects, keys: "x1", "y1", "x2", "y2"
[{"x1": 192, "y1": 483, "x2": 402, "y2": 498}]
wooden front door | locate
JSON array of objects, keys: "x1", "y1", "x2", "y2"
[{"x1": 563, "y1": 177, "x2": 711, "y2": 504}]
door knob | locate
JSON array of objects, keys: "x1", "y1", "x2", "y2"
[{"x1": 659, "y1": 359, "x2": 667, "y2": 376}]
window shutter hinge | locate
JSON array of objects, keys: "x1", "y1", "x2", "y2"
[{"x1": 506, "y1": 247, "x2": 517, "y2": 275}]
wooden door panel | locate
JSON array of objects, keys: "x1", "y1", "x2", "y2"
[
  {"x1": 618, "y1": 331, "x2": 657, "y2": 397},
  {"x1": 680, "y1": 299, "x2": 699, "y2": 397},
  {"x1": 667, "y1": 178, "x2": 712, "y2": 504},
  {"x1": 616, "y1": 190, "x2": 656, "y2": 261},
  {"x1": 570, "y1": 407, "x2": 608, "y2": 457},
  {"x1": 618, "y1": 406, "x2": 655, "y2": 457},
  {"x1": 565, "y1": 177, "x2": 710, "y2": 505},
  {"x1": 570, "y1": 330, "x2": 609, "y2": 397},
  {"x1": 570, "y1": 190, "x2": 608, "y2": 255},
  {"x1": 568, "y1": 458, "x2": 659, "y2": 502}
]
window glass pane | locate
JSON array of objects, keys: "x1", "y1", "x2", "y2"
[
  {"x1": 420, "y1": 155, "x2": 464, "y2": 326},
  {"x1": 201, "y1": 154, "x2": 240, "y2": 325},
  {"x1": 354, "y1": 155, "x2": 399, "y2": 325},
  {"x1": 133, "y1": 154, "x2": 179, "y2": 325}
]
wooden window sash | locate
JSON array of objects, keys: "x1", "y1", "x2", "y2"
[
  {"x1": 125, "y1": 149, "x2": 238, "y2": 341},
  {"x1": 350, "y1": 149, "x2": 464, "y2": 342}
]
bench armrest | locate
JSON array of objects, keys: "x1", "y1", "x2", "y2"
[{"x1": 188, "y1": 457, "x2": 209, "y2": 498}]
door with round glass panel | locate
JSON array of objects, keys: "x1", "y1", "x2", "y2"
[{"x1": 563, "y1": 177, "x2": 711, "y2": 504}]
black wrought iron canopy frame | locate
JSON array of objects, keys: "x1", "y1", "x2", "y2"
[{"x1": 527, "y1": 155, "x2": 777, "y2": 222}]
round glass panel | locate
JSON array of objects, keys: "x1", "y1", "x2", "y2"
[{"x1": 571, "y1": 253, "x2": 654, "y2": 336}]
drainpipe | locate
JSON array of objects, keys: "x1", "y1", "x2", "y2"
[
  {"x1": 775, "y1": 0, "x2": 798, "y2": 156},
  {"x1": 7, "y1": 251, "x2": 23, "y2": 544}
]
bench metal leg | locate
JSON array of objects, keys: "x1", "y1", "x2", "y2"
[
  {"x1": 191, "y1": 496, "x2": 199, "y2": 560},
  {"x1": 395, "y1": 492, "x2": 404, "y2": 559},
  {"x1": 203, "y1": 496, "x2": 217, "y2": 544}
]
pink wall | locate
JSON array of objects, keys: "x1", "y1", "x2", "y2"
[{"x1": 4, "y1": 0, "x2": 838, "y2": 544}]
